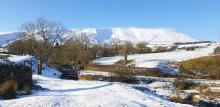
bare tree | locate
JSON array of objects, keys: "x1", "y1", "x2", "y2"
[
  {"x1": 135, "y1": 42, "x2": 148, "y2": 53},
  {"x1": 20, "y1": 17, "x2": 65, "y2": 75},
  {"x1": 120, "y1": 41, "x2": 133, "y2": 64},
  {"x1": 109, "y1": 38, "x2": 121, "y2": 55},
  {"x1": 64, "y1": 31, "x2": 93, "y2": 68}
]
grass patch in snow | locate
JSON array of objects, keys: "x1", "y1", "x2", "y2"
[
  {"x1": 114, "y1": 59, "x2": 134, "y2": 65},
  {"x1": 180, "y1": 55, "x2": 220, "y2": 79},
  {"x1": 169, "y1": 78, "x2": 220, "y2": 105},
  {"x1": 0, "y1": 77, "x2": 18, "y2": 99},
  {"x1": 0, "y1": 64, "x2": 32, "y2": 99}
]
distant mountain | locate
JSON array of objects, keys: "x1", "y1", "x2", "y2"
[
  {"x1": 72, "y1": 28, "x2": 197, "y2": 44},
  {"x1": 0, "y1": 32, "x2": 20, "y2": 47},
  {"x1": 0, "y1": 28, "x2": 197, "y2": 47}
]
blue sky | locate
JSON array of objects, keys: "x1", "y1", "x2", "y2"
[{"x1": 0, "y1": 0, "x2": 219, "y2": 41}]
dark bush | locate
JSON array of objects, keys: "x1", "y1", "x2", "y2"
[
  {"x1": 155, "y1": 46, "x2": 168, "y2": 53},
  {"x1": 214, "y1": 46, "x2": 220, "y2": 54},
  {"x1": 134, "y1": 42, "x2": 152, "y2": 54},
  {"x1": 169, "y1": 46, "x2": 177, "y2": 51},
  {"x1": 113, "y1": 69, "x2": 137, "y2": 83},
  {"x1": 186, "y1": 47, "x2": 196, "y2": 51},
  {"x1": 174, "y1": 79, "x2": 195, "y2": 90}
]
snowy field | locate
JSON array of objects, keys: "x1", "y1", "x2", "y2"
[
  {"x1": 0, "y1": 54, "x2": 193, "y2": 107},
  {"x1": 93, "y1": 43, "x2": 217, "y2": 68},
  {"x1": 0, "y1": 41, "x2": 219, "y2": 106},
  {"x1": 0, "y1": 75, "x2": 193, "y2": 107}
]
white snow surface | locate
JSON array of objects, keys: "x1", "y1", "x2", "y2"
[
  {"x1": 0, "y1": 75, "x2": 193, "y2": 107},
  {"x1": 93, "y1": 44, "x2": 217, "y2": 68},
  {"x1": 8, "y1": 55, "x2": 33, "y2": 64},
  {"x1": 177, "y1": 43, "x2": 210, "y2": 48},
  {"x1": 144, "y1": 81, "x2": 175, "y2": 98},
  {"x1": 0, "y1": 54, "x2": 33, "y2": 64},
  {"x1": 0, "y1": 32, "x2": 20, "y2": 47},
  {"x1": 72, "y1": 28, "x2": 197, "y2": 44}
]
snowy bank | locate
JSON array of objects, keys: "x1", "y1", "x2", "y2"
[{"x1": 0, "y1": 75, "x2": 193, "y2": 107}]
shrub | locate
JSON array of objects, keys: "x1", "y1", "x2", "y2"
[
  {"x1": 186, "y1": 47, "x2": 196, "y2": 51},
  {"x1": 170, "y1": 95, "x2": 185, "y2": 104},
  {"x1": 169, "y1": 46, "x2": 177, "y2": 51},
  {"x1": 214, "y1": 46, "x2": 220, "y2": 54},
  {"x1": 134, "y1": 42, "x2": 152, "y2": 54},
  {"x1": 174, "y1": 79, "x2": 195, "y2": 90},
  {"x1": 155, "y1": 46, "x2": 168, "y2": 53},
  {"x1": 114, "y1": 69, "x2": 137, "y2": 83},
  {"x1": 0, "y1": 78, "x2": 18, "y2": 99},
  {"x1": 171, "y1": 79, "x2": 201, "y2": 104},
  {"x1": 145, "y1": 47, "x2": 153, "y2": 53}
]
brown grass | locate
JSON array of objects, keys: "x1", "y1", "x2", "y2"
[
  {"x1": 169, "y1": 96, "x2": 186, "y2": 104},
  {"x1": 180, "y1": 55, "x2": 220, "y2": 79},
  {"x1": 0, "y1": 79, "x2": 18, "y2": 99},
  {"x1": 199, "y1": 89, "x2": 220, "y2": 100},
  {"x1": 114, "y1": 59, "x2": 134, "y2": 65}
]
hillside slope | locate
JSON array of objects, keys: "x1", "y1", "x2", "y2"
[
  {"x1": 0, "y1": 32, "x2": 20, "y2": 47},
  {"x1": 73, "y1": 28, "x2": 197, "y2": 44},
  {"x1": 0, "y1": 28, "x2": 197, "y2": 47},
  {"x1": 93, "y1": 44, "x2": 217, "y2": 67}
]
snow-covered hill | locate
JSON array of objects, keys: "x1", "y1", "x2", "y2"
[
  {"x1": 0, "y1": 32, "x2": 20, "y2": 47},
  {"x1": 72, "y1": 28, "x2": 197, "y2": 44},
  {"x1": 93, "y1": 44, "x2": 216, "y2": 66},
  {"x1": 92, "y1": 43, "x2": 218, "y2": 74},
  {"x1": 0, "y1": 28, "x2": 197, "y2": 47}
]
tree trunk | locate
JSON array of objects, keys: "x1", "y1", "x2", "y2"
[
  {"x1": 124, "y1": 54, "x2": 128, "y2": 64},
  {"x1": 37, "y1": 60, "x2": 42, "y2": 75}
]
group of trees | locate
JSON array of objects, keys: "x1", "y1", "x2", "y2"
[
  {"x1": 8, "y1": 17, "x2": 176, "y2": 75},
  {"x1": 95, "y1": 40, "x2": 152, "y2": 63},
  {"x1": 8, "y1": 17, "x2": 96, "y2": 75},
  {"x1": 97, "y1": 40, "x2": 152, "y2": 56},
  {"x1": 50, "y1": 32, "x2": 97, "y2": 67}
]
